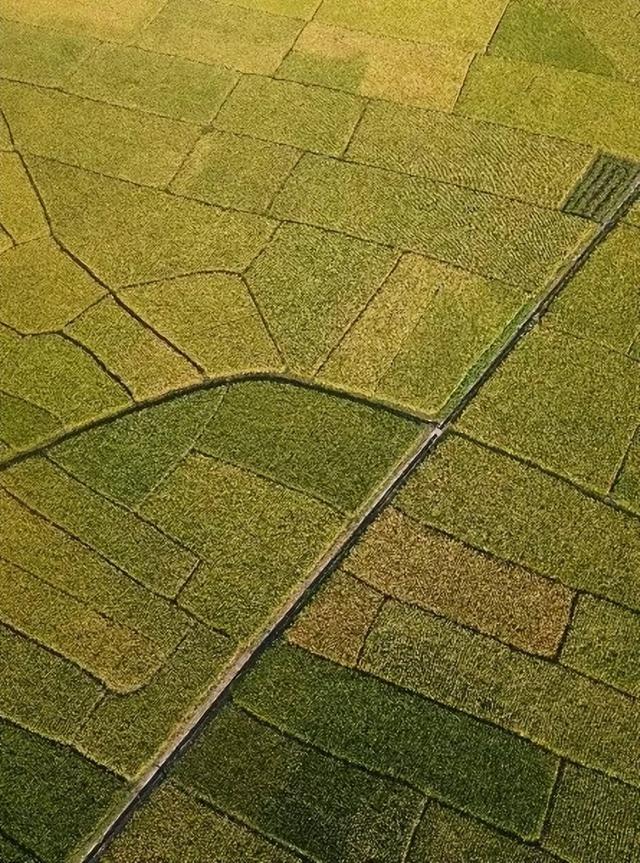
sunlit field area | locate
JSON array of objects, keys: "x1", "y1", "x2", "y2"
[{"x1": 1, "y1": 1, "x2": 639, "y2": 861}]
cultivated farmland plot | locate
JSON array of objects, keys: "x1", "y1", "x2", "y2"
[{"x1": 0, "y1": 1, "x2": 639, "y2": 861}]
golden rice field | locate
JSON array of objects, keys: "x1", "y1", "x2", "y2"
[{"x1": 0, "y1": 1, "x2": 639, "y2": 861}]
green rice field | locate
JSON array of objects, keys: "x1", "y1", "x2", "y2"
[{"x1": 0, "y1": 1, "x2": 639, "y2": 861}]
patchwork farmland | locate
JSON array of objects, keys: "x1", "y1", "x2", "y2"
[{"x1": 0, "y1": 1, "x2": 639, "y2": 861}]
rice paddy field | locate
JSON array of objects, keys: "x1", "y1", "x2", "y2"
[{"x1": 0, "y1": 1, "x2": 639, "y2": 861}]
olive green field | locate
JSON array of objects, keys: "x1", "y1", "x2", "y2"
[{"x1": 0, "y1": 1, "x2": 639, "y2": 862}]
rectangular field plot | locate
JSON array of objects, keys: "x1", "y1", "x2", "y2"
[
  {"x1": 342, "y1": 507, "x2": 573, "y2": 656},
  {"x1": 101, "y1": 783, "x2": 304, "y2": 863},
  {"x1": 396, "y1": 434, "x2": 640, "y2": 609},
  {"x1": 315, "y1": 0, "x2": 509, "y2": 50},
  {"x1": 361, "y1": 600, "x2": 640, "y2": 785},
  {"x1": 546, "y1": 224, "x2": 640, "y2": 355},
  {"x1": 347, "y1": 100, "x2": 594, "y2": 207},
  {"x1": 271, "y1": 154, "x2": 590, "y2": 289},
  {"x1": 277, "y1": 22, "x2": 473, "y2": 110},
  {"x1": 234, "y1": 644, "x2": 558, "y2": 837},
  {"x1": 0, "y1": 720, "x2": 126, "y2": 863},
  {"x1": 544, "y1": 765, "x2": 640, "y2": 863},
  {"x1": 457, "y1": 327, "x2": 640, "y2": 493}
]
